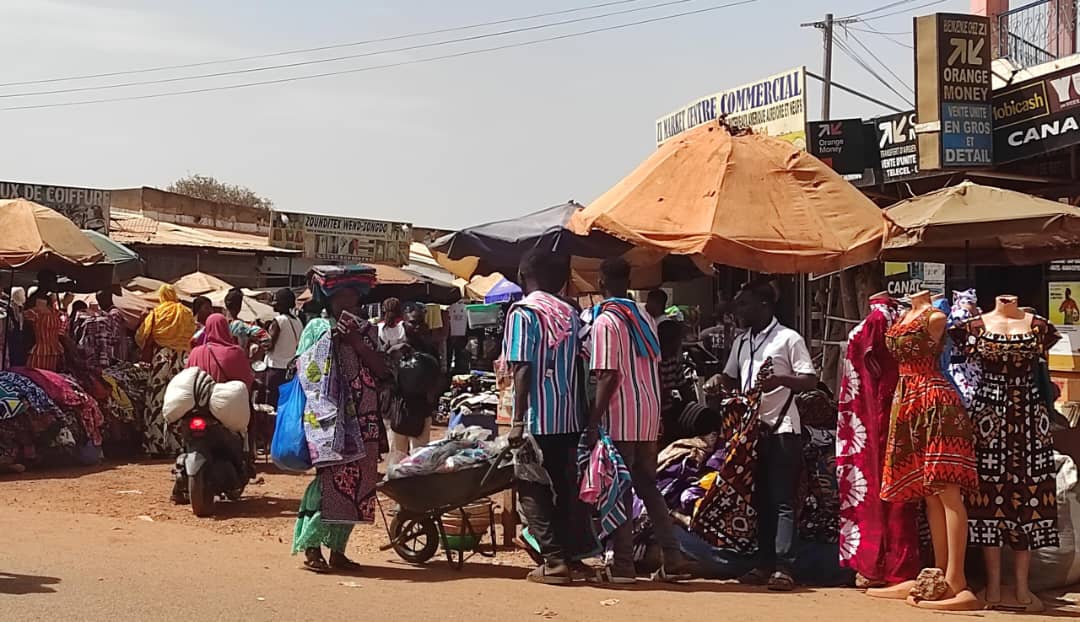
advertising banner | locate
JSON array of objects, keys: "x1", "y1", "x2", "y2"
[
  {"x1": 1049, "y1": 281, "x2": 1080, "y2": 326},
  {"x1": 0, "y1": 181, "x2": 110, "y2": 233},
  {"x1": 270, "y1": 211, "x2": 411, "y2": 266},
  {"x1": 807, "y1": 119, "x2": 871, "y2": 175},
  {"x1": 884, "y1": 261, "x2": 945, "y2": 296},
  {"x1": 992, "y1": 59, "x2": 1080, "y2": 163},
  {"x1": 914, "y1": 12, "x2": 993, "y2": 169},
  {"x1": 874, "y1": 111, "x2": 921, "y2": 182},
  {"x1": 655, "y1": 67, "x2": 807, "y2": 148}
]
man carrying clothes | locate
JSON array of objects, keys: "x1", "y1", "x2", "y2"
[
  {"x1": 504, "y1": 249, "x2": 589, "y2": 585},
  {"x1": 711, "y1": 279, "x2": 817, "y2": 591},
  {"x1": 587, "y1": 257, "x2": 695, "y2": 584}
]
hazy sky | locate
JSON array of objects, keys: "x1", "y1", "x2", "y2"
[{"x1": 0, "y1": 0, "x2": 968, "y2": 228}]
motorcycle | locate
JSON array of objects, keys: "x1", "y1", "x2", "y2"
[{"x1": 171, "y1": 407, "x2": 251, "y2": 517}]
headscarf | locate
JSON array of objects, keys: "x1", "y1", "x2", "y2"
[
  {"x1": 135, "y1": 284, "x2": 196, "y2": 353},
  {"x1": 382, "y1": 297, "x2": 403, "y2": 327},
  {"x1": 8, "y1": 287, "x2": 25, "y2": 329},
  {"x1": 187, "y1": 313, "x2": 254, "y2": 389}
]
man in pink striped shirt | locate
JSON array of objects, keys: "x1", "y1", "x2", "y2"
[{"x1": 586, "y1": 257, "x2": 694, "y2": 583}]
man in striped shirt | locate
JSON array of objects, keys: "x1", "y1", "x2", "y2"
[
  {"x1": 587, "y1": 257, "x2": 694, "y2": 583},
  {"x1": 503, "y1": 250, "x2": 586, "y2": 585}
]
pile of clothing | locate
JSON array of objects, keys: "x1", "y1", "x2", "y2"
[
  {"x1": 0, "y1": 362, "x2": 148, "y2": 469},
  {"x1": 386, "y1": 425, "x2": 502, "y2": 480},
  {"x1": 307, "y1": 265, "x2": 376, "y2": 309}
]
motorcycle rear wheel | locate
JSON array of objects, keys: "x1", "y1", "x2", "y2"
[{"x1": 189, "y1": 470, "x2": 216, "y2": 517}]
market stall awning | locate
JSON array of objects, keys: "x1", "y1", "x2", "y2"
[
  {"x1": 483, "y1": 278, "x2": 522, "y2": 304},
  {"x1": 205, "y1": 288, "x2": 274, "y2": 322},
  {"x1": 0, "y1": 198, "x2": 112, "y2": 291},
  {"x1": 431, "y1": 203, "x2": 707, "y2": 291},
  {"x1": 881, "y1": 181, "x2": 1080, "y2": 265},
  {"x1": 110, "y1": 209, "x2": 300, "y2": 255},
  {"x1": 570, "y1": 122, "x2": 892, "y2": 274},
  {"x1": 82, "y1": 229, "x2": 142, "y2": 283},
  {"x1": 172, "y1": 271, "x2": 234, "y2": 297},
  {"x1": 369, "y1": 264, "x2": 461, "y2": 305}
]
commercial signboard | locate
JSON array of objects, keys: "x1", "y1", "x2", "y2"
[
  {"x1": 914, "y1": 13, "x2": 993, "y2": 169},
  {"x1": 655, "y1": 67, "x2": 807, "y2": 148},
  {"x1": 874, "y1": 111, "x2": 920, "y2": 182},
  {"x1": 270, "y1": 211, "x2": 411, "y2": 266},
  {"x1": 807, "y1": 119, "x2": 871, "y2": 175},
  {"x1": 992, "y1": 60, "x2": 1080, "y2": 163},
  {"x1": 885, "y1": 261, "x2": 946, "y2": 296},
  {"x1": 0, "y1": 181, "x2": 110, "y2": 233}
]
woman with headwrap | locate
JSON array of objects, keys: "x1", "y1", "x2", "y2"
[
  {"x1": 188, "y1": 314, "x2": 254, "y2": 390},
  {"x1": 378, "y1": 297, "x2": 408, "y2": 352},
  {"x1": 292, "y1": 274, "x2": 387, "y2": 573},
  {"x1": 135, "y1": 284, "x2": 197, "y2": 457}
]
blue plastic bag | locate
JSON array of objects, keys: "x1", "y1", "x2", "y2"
[{"x1": 270, "y1": 375, "x2": 311, "y2": 472}]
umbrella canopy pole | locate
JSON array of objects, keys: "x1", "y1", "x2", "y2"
[{"x1": 3, "y1": 267, "x2": 12, "y2": 371}]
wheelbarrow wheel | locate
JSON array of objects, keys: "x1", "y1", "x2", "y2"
[{"x1": 390, "y1": 512, "x2": 439, "y2": 565}]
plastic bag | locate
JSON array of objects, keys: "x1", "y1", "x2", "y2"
[
  {"x1": 162, "y1": 367, "x2": 201, "y2": 424},
  {"x1": 270, "y1": 374, "x2": 311, "y2": 472}
]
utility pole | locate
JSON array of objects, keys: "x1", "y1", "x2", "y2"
[{"x1": 801, "y1": 13, "x2": 857, "y2": 121}]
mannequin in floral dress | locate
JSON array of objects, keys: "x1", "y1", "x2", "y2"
[
  {"x1": 952, "y1": 295, "x2": 1060, "y2": 613},
  {"x1": 868, "y1": 291, "x2": 980, "y2": 611}
]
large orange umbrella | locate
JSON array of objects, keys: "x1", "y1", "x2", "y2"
[
  {"x1": 0, "y1": 198, "x2": 111, "y2": 290},
  {"x1": 570, "y1": 123, "x2": 892, "y2": 274}
]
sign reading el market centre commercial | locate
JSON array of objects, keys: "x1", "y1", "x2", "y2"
[
  {"x1": 655, "y1": 67, "x2": 807, "y2": 149},
  {"x1": 992, "y1": 56, "x2": 1080, "y2": 163},
  {"x1": 270, "y1": 211, "x2": 411, "y2": 266},
  {"x1": 914, "y1": 13, "x2": 993, "y2": 169},
  {"x1": 0, "y1": 181, "x2": 110, "y2": 233}
]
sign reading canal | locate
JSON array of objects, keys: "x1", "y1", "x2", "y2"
[{"x1": 914, "y1": 12, "x2": 993, "y2": 169}]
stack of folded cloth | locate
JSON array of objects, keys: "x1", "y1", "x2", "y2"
[{"x1": 309, "y1": 265, "x2": 377, "y2": 306}]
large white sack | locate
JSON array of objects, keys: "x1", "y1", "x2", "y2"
[
  {"x1": 209, "y1": 381, "x2": 250, "y2": 434},
  {"x1": 162, "y1": 367, "x2": 201, "y2": 424},
  {"x1": 1030, "y1": 453, "x2": 1080, "y2": 591}
]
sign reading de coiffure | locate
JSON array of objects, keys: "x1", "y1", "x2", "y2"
[{"x1": 914, "y1": 13, "x2": 993, "y2": 169}]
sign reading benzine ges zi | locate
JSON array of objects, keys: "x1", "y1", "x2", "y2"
[{"x1": 655, "y1": 67, "x2": 807, "y2": 149}]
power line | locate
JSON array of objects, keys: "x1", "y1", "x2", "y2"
[
  {"x1": 0, "y1": 0, "x2": 650, "y2": 88},
  {"x1": 845, "y1": 30, "x2": 914, "y2": 94},
  {"x1": 857, "y1": 0, "x2": 946, "y2": 22},
  {"x1": 841, "y1": 0, "x2": 923, "y2": 20},
  {"x1": 846, "y1": 25, "x2": 913, "y2": 49},
  {"x1": 833, "y1": 37, "x2": 913, "y2": 106},
  {"x1": 0, "y1": 0, "x2": 706, "y2": 100},
  {"x1": 0, "y1": 0, "x2": 757, "y2": 112}
]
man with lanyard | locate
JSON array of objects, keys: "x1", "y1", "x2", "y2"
[
  {"x1": 504, "y1": 249, "x2": 589, "y2": 585},
  {"x1": 707, "y1": 279, "x2": 817, "y2": 591},
  {"x1": 586, "y1": 257, "x2": 695, "y2": 584}
]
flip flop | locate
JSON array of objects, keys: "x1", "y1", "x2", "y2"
[{"x1": 302, "y1": 559, "x2": 332, "y2": 574}]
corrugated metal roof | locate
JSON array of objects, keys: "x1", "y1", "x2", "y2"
[{"x1": 110, "y1": 209, "x2": 299, "y2": 254}]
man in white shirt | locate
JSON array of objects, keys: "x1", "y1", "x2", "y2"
[{"x1": 706, "y1": 279, "x2": 817, "y2": 591}]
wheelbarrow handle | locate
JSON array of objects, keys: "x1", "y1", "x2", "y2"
[{"x1": 478, "y1": 445, "x2": 513, "y2": 490}]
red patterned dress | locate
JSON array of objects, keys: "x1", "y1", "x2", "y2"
[{"x1": 880, "y1": 307, "x2": 978, "y2": 503}]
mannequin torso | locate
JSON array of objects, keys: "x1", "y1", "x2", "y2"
[
  {"x1": 978, "y1": 295, "x2": 1033, "y2": 336},
  {"x1": 898, "y1": 291, "x2": 947, "y2": 343}
]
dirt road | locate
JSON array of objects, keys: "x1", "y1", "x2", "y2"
[{"x1": 1, "y1": 462, "x2": 1076, "y2": 621}]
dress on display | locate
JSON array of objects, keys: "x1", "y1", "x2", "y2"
[
  {"x1": 947, "y1": 289, "x2": 981, "y2": 409},
  {"x1": 836, "y1": 296, "x2": 921, "y2": 583},
  {"x1": 952, "y1": 316, "x2": 1060, "y2": 550},
  {"x1": 880, "y1": 307, "x2": 978, "y2": 503}
]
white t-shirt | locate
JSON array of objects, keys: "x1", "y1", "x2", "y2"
[
  {"x1": 266, "y1": 314, "x2": 303, "y2": 369},
  {"x1": 379, "y1": 321, "x2": 408, "y2": 350},
  {"x1": 724, "y1": 318, "x2": 815, "y2": 435},
  {"x1": 448, "y1": 301, "x2": 468, "y2": 337}
]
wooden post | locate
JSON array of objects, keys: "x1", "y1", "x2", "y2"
[{"x1": 499, "y1": 488, "x2": 517, "y2": 546}]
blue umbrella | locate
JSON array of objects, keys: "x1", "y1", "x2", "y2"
[
  {"x1": 483, "y1": 278, "x2": 522, "y2": 304},
  {"x1": 81, "y1": 229, "x2": 142, "y2": 283}
]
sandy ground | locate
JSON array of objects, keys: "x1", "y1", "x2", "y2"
[{"x1": 1, "y1": 461, "x2": 1077, "y2": 621}]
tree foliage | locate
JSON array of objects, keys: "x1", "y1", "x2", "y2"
[{"x1": 167, "y1": 174, "x2": 273, "y2": 210}]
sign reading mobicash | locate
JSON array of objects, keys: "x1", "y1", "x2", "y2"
[{"x1": 993, "y1": 58, "x2": 1080, "y2": 163}]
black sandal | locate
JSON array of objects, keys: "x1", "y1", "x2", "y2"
[
  {"x1": 303, "y1": 549, "x2": 331, "y2": 574},
  {"x1": 329, "y1": 552, "x2": 363, "y2": 572},
  {"x1": 738, "y1": 568, "x2": 770, "y2": 586},
  {"x1": 767, "y1": 571, "x2": 796, "y2": 592}
]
